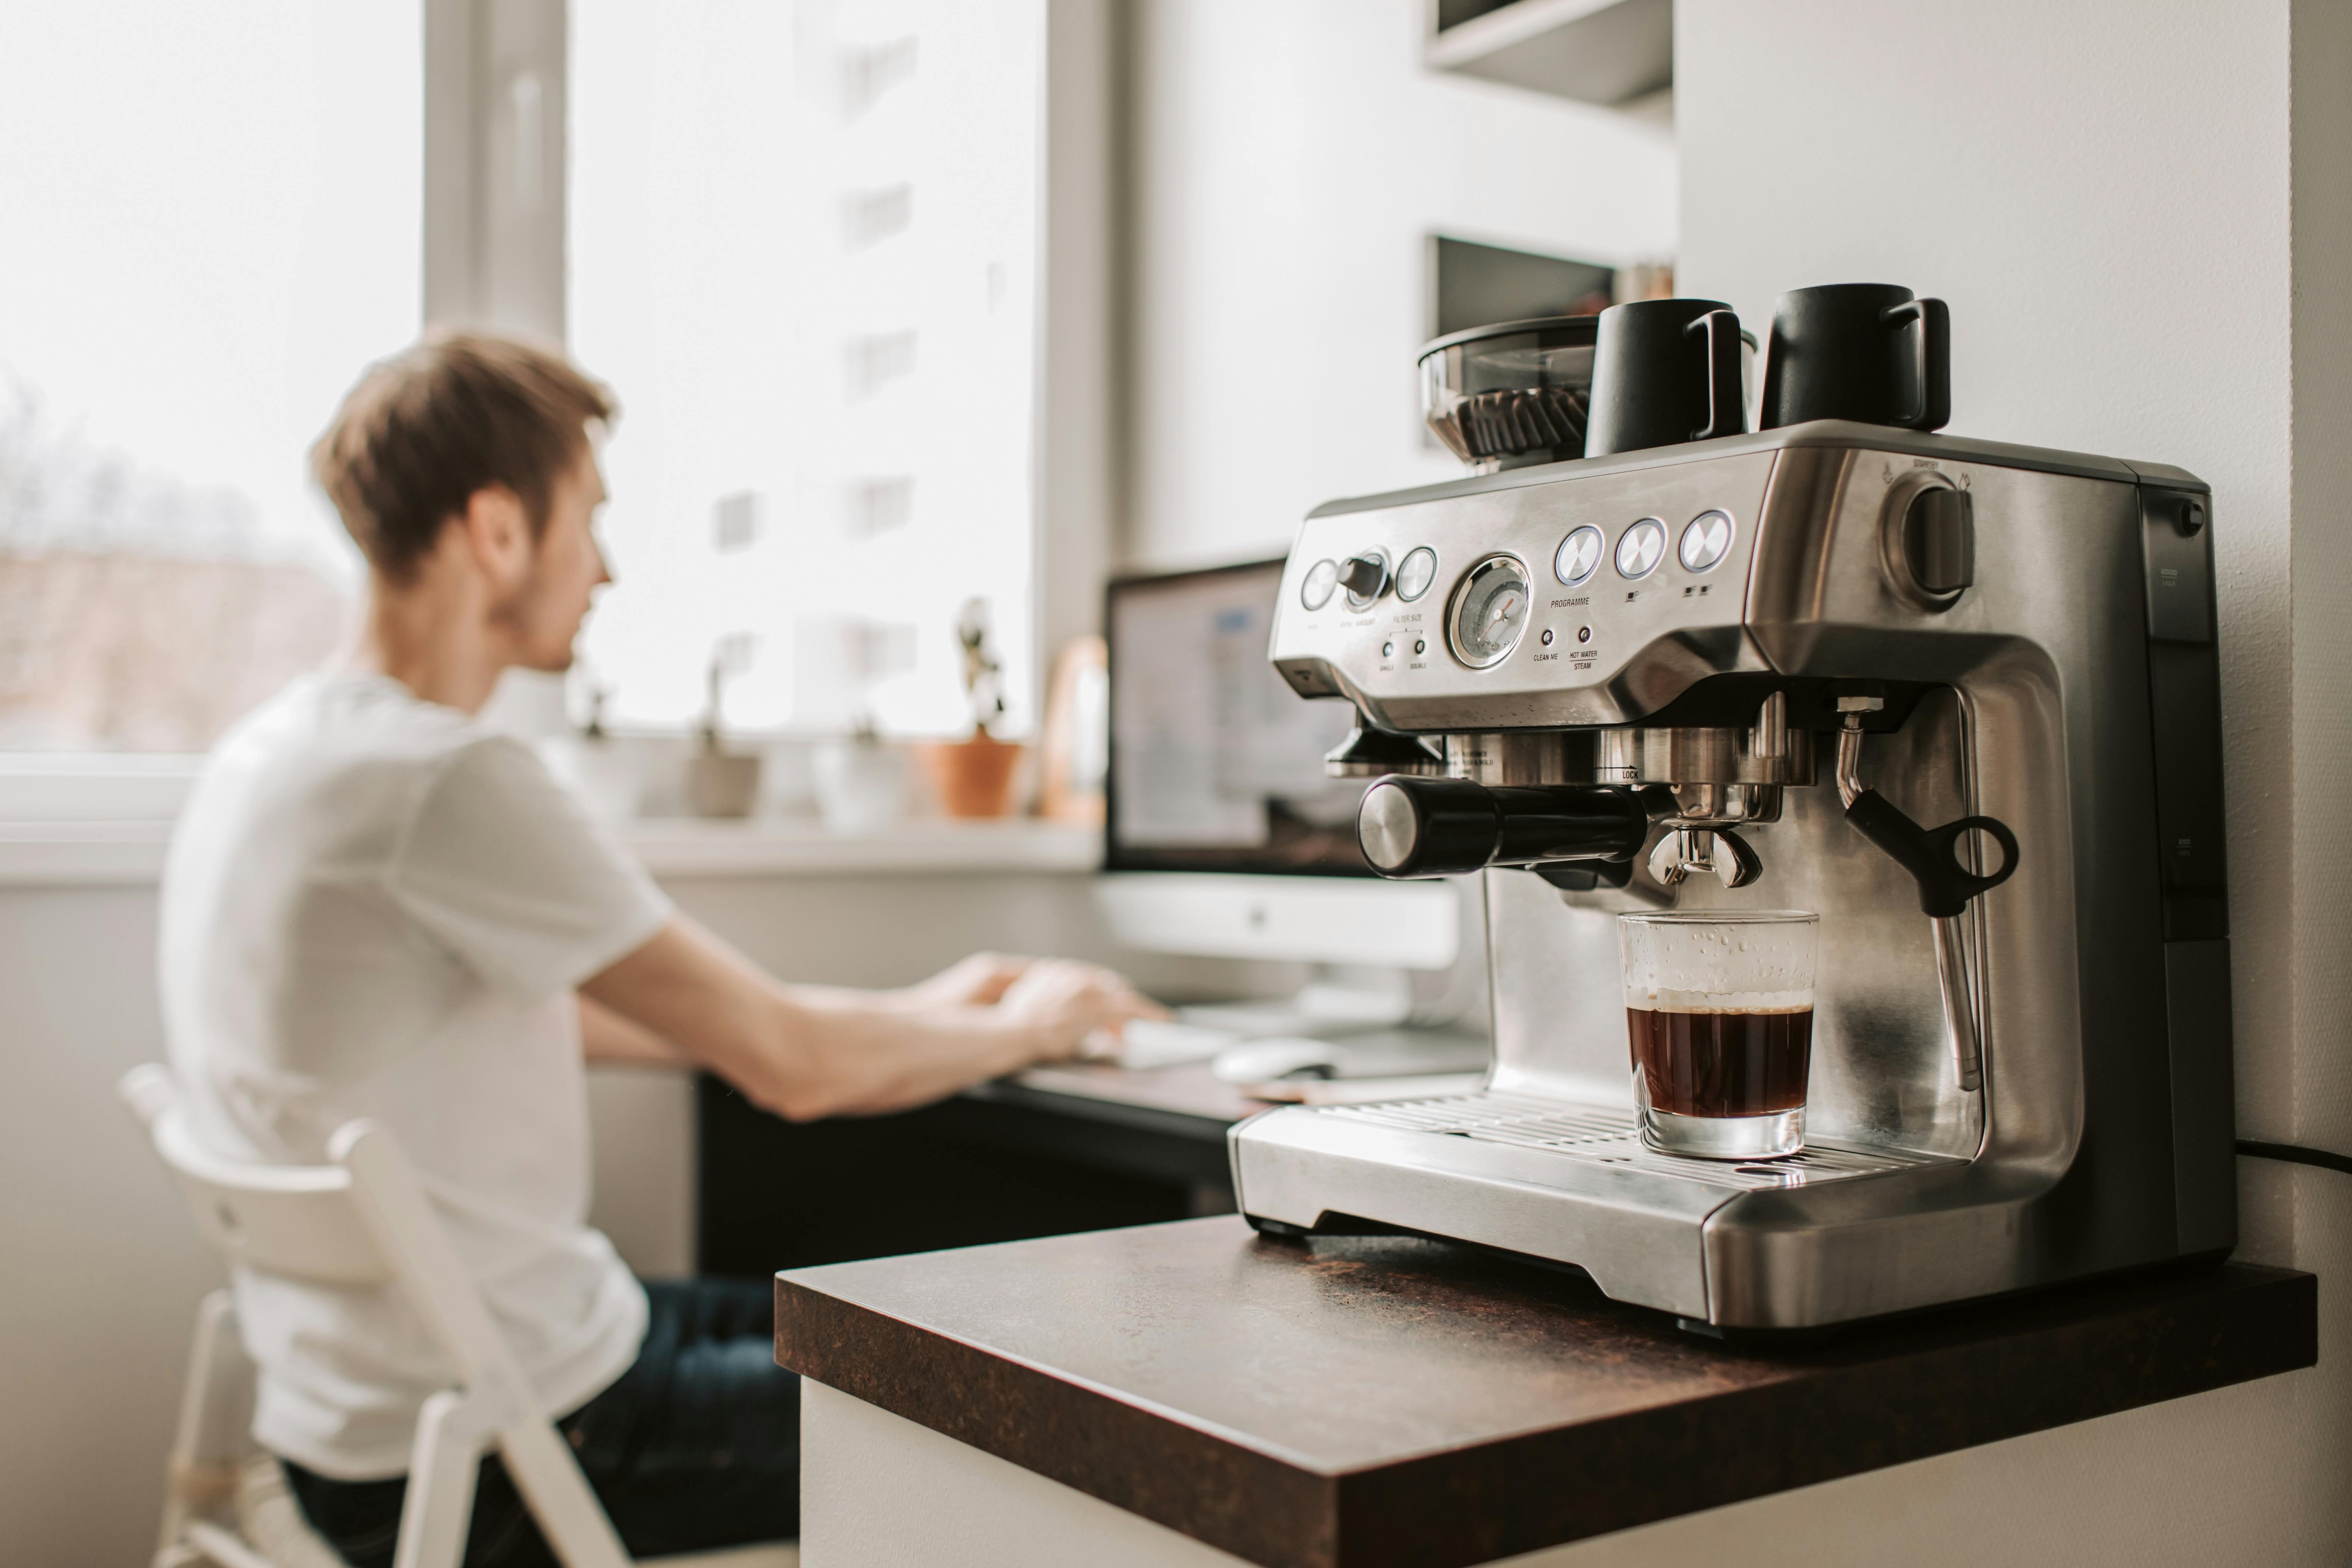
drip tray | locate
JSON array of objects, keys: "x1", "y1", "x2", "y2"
[{"x1": 1315, "y1": 1090, "x2": 1952, "y2": 1192}]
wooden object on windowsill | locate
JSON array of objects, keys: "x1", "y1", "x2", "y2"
[
  {"x1": 1037, "y1": 635, "x2": 1107, "y2": 826},
  {"x1": 916, "y1": 730, "x2": 1026, "y2": 819}
]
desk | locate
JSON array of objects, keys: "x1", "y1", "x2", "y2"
[{"x1": 695, "y1": 1061, "x2": 1250, "y2": 1276}]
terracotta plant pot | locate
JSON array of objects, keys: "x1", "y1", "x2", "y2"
[{"x1": 916, "y1": 731, "x2": 1026, "y2": 819}]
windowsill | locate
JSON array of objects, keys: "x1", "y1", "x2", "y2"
[
  {"x1": 0, "y1": 816, "x2": 1103, "y2": 888},
  {"x1": 621, "y1": 817, "x2": 1102, "y2": 878}
]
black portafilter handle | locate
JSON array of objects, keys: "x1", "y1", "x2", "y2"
[
  {"x1": 1357, "y1": 775, "x2": 1652, "y2": 879},
  {"x1": 1844, "y1": 790, "x2": 2020, "y2": 917}
]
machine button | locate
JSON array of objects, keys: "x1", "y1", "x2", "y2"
[
  {"x1": 1615, "y1": 517, "x2": 1667, "y2": 579},
  {"x1": 1395, "y1": 546, "x2": 1439, "y2": 601},
  {"x1": 1341, "y1": 549, "x2": 1391, "y2": 608},
  {"x1": 1540, "y1": 629, "x2": 1555, "y2": 646},
  {"x1": 1300, "y1": 559, "x2": 1339, "y2": 610},
  {"x1": 1382, "y1": 641, "x2": 1394, "y2": 658},
  {"x1": 1679, "y1": 509, "x2": 1735, "y2": 571},
  {"x1": 1554, "y1": 526, "x2": 1604, "y2": 586}
]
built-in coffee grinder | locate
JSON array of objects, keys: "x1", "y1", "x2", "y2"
[{"x1": 1229, "y1": 286, "x2": 2234, "y2": 1330}]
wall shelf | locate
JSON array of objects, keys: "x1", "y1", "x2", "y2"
[{"x1": 1427, "y1": 0, "x2": 1673, "y2": 109}]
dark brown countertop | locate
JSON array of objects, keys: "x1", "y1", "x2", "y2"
[{"x1": 774, "y1": 1217, "x2": 2315, "y2": 1568}]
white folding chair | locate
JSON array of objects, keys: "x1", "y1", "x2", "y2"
[{"x1": 121, "y1": 1064, "x2": 797, "y2": 1568}]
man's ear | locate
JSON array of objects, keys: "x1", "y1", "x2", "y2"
[{"x1": 457, "y1": 485, "x2": 535, "y2": 589}]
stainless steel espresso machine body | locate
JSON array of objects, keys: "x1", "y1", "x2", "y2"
[{"x1": 1227, "y1": 419, "x2": 2232, "y2": 1330}]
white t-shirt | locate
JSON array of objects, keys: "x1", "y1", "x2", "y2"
[{"x1": 159, "y1": 672, "x2": 674, "y2": 1480}]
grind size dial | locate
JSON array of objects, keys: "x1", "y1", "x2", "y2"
[{"x1": 1448, "y1": 554, "x2": 1532, "y2": 668}]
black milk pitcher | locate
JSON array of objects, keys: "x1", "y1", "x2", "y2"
[
  {"x1": 1585, "y1": 298, "x2": 1749, "y2": 458},
  {"x1": 1760, "y1": 282, "x2": 1951, "y2": 431}
]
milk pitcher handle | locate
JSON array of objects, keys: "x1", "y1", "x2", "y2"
[
  {"x1": 1688, "y1": 308, "x2": 1747, "y2": 441},
  {"x1": 1880, "y1": 295, "x2": 1952, "y2": 431}
]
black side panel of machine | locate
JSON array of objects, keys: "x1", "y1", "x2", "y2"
[
  {"x1": 2139, "y1": 484, "x2": 2234, "y2": 1256},
  {"x1": 2164, "y1": 941, "x2": 2237, "y2": 1254}
]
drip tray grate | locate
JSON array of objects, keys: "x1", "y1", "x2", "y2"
[{"x1": 1316, "y1": 1091, "x2": 1948, "y2": 1191}]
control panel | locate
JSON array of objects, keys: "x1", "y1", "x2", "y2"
[{"x1": 1270, "y1": 449, "x2": 1780, "y2": 731}]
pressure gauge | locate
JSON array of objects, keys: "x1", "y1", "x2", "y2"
[{"x1": 1447, "y1": 554, "x2": 1533, "y2": 669}]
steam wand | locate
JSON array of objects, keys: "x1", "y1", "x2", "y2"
[{"x1": 1834, "y1": 696, "x2": 2019, "y2": 1093}]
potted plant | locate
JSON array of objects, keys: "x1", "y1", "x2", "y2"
[
  {"x1": 685, "y1": 636, "x2": 762, "y2": 818},
  {"x1": 916, "y1": 597, "x2": 1025, "y2": 818}
]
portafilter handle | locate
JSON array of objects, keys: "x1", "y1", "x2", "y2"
[
  {"x1": 1356, "y1": 775, "x2": 1652, "y2": 879},
  {"x1": 1835, "y1": 712, "x2": 2020, "y2": 1092}
]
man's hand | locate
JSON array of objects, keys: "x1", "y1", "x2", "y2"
[
  {"x1": 897, "y1": 951, "x2": 1028, "y2": 1010},
  {"x1": 991, "y1": 958, "x2": 1163, "y2": 1061},
  {"x1": 581, "y1": 918, "x2": 1164, "y2": 1121}
]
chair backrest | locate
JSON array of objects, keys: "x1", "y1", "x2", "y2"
[
  {"x1": 124, "y1": 1065, "x2": 641, "y2": 1568},
  {"x1": 119, "y1": 1064, "x2": 520, "y2": 1388},
  {"x1": 120, "y1": 1063, "x2": 391, "y2": 1287}
]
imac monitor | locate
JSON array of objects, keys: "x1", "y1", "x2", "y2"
[{"x1": 1100, "y1": 560, "x2": 1461, "y2": 977}]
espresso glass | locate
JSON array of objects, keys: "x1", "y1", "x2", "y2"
[{"x1": 1618, "y1": 910, "x2": 1818, "y2": 1159}]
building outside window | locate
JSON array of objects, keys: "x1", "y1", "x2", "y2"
[
  {"x1": 0, "y1": 1, "x2": 420, "y2": 753},
  {"x1": 0, "y1": 0, "x2": 1045, "y2": 771}
]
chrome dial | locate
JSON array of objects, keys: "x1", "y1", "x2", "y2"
[
  {"x1": 1300, "y1": 558, "x2": 1339, "y2": 610},
  {"x1": 1395, "y1": 545, "x2": 1438, "y2": 601},
  {"x1": 1554, "y1": 525, "x2": 1604, "y2": 586},
  {"x1": 1679, "y1": 509, "x2": 1735, "y2": 572},
  {"x1": 1615, "y1": 517, "x2": 1667, "y2": 579}
]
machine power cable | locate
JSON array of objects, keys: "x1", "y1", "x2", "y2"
[{"x1": 2236, "y1": 1139, "x2": 2352, "y2": 1179}]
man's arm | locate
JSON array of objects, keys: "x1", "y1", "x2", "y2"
[
  {"x1": 580, "y1": 993, "x2": 688, "y2": 1066},
  {"x1": 579, "y1": 916, "x2": 1158, "y2": 1120}
]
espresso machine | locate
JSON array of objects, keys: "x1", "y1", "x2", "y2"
[{"x1": 1229, "y1": 295, "x2": 2233, "y2": 1331}]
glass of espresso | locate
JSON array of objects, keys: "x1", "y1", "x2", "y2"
[{"x1": 1618, "y1": 910, "x2": 1819, "y2": 1159}]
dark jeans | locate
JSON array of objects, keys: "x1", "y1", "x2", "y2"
[{"x1": 284, "y1": 1278, "x2": 799, "y2": 1567}]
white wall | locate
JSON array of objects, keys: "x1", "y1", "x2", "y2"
[
  {"x1": 1664, "y1": 0, "x2": 2350, "y2": 1557},
  {"x1": 1124, "y1": 0, "x2": 1677, "y2": 570}
]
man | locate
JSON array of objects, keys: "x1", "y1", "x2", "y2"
[{"x1": 158, "y1": 331, "x2": 1158, "y2": 1565}]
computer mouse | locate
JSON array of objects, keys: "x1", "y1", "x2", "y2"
[{"x1": 1210, "y1": 1037, "x2": 1344, "y2": 1084}]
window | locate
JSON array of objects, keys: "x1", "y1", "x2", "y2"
[
  {"x1": 0, "y1": 3, "x2": 422, "y2": 752},
  {"x1": 569, "y1": 0, "x2": 1045, "y2": 739},
  {"x1": 0, "y1": 0, "x2": 1044, "y2": 763}
]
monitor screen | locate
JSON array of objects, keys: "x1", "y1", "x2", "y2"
[{"x1": 1105, "y1": 560, "x2": 1371, "y2": 875}]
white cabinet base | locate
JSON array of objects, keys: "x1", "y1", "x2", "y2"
[
  {"x1": 798, "y1": 1372, "x2": 2308, "y2": 1568},
  {"x1": 800, "y1": 1380, "x2": 1240, "y2": 1567}
]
